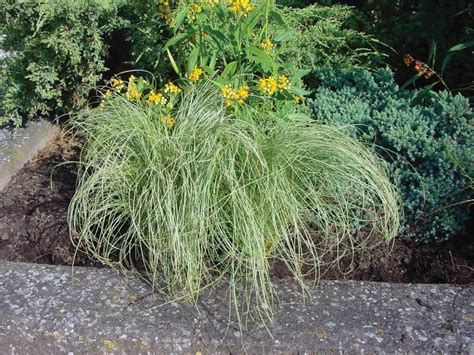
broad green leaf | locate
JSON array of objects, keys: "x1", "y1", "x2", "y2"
[
  {"x1": 206, "y1": 28, "x2": 229, "y2": 44},
  {"x1": 187, "y1": 46, "x2": 200, "y2": 72},
  {"x1": 163, "y1": 33, "x2": 188, "y2": 50},
  {"x1": 173, "y1": 8, "x2": 188, "y2": 31},
  {"x1": 269, "y1": 10, "x2": 286, "y2": 26},
  {"x1": 247, "y1": 46, "x2": 276, "y2": 67},
  {"x1": 220, "y1": 61, "x2": 238, "y2": 79},
  {"x1": 294, "y1": 69, "x2": 311, "y2": 79},
  {"x1": 274, "y1": 29, "x2": 296, "y2": 43},
  {"x1": 289, "y1": 86, "x2": 311, "y2": 96},
  {"x1": 209, "y1": 52, "x2": 217, "y2": 71},
  {"x1": 166, "y1": 49, "x2": 180, "y2": 76}
]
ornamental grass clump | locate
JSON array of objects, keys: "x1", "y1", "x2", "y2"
[{"x1": 69, "y1": 82, "x2": 401, "y2": 324}]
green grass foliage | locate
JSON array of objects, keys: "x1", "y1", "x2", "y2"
[
  {"x1": 69, "y1": 83, "x2": 401, "y2": 323},
  {"x1": 308, "y1": 67, "x2": 474, "y2": 243}
]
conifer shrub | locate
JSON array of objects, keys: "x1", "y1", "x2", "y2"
[{"x1": 308, "y1": 67, "x2": 474, "y2": 242}]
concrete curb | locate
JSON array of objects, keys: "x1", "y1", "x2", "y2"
[{"x1": 0, "y1": 261, "x2": 473, "y2": 353}]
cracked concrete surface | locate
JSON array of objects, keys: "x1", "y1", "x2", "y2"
[{"x1": 0, "y1": 261, "x2": 473, "y2": 353}]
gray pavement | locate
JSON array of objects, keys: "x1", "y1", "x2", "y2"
[{"x1": 0, "y1": 260, "x2": 473, "y2": 353}]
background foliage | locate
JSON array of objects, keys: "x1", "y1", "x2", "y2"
[
  {"x1": 308, "y1": 67, "x2": 474, "y2": 243},
  {"x1": 272, "y1": 4, "x2": 386, "y2": 75},
  {"x1": 0, "y1": 0, "x2": 127, "y2": 126}
]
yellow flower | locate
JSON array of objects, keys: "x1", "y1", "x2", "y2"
[
  {"x1": 236, "y1": 85, "x2": 249, "y2": 104},
  {"x1": 160, "y1": 114, "x2": 176, "y2": 128},
  {"x1": 148, "y1": 90, "x2": 167, "y2": 105},
  {"x1": 294, "y1": 95, "x2": 302, "y2": 104},
  {"x1": 277, "y1": 75, "x2": 291, "y2": 91},
  {"x1": 221, "y1": 84, "x2": 250, "y2": 106},
  {"x1": 258, "y1": 76, "x2": 278, "y2": 96},
  {"x1": 228, "y1": 0, "x2": 254, "y2": 16},
  {"x1": 110, "y1": 78, "x2": 125, "y2": 91},
  {"x1": 186, "y1": 67, "x2": 203, "y2": 82},
  {"x1": 261, "y1": 38, "x2": 274, "y2": 52},
  {"x1": 103, "y1": 90, "x2": 112, "y2": 98},
  {"x1": 164, "y1": 82, "x2": 181, "y2": 94},
  {"x1": 189, "y1": 3, "x2": 202, "y2": 20},
  {"x1": 126, "y1": 81, "x2": 141, "y2": 101},
  {"x1": 221, "y1": 84, "x2": 237, "y2": 99}
]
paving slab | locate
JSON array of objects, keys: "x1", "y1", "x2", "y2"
[
  {"x1": 0, "y1": 121, "x2": 58, "y2": 190},
  {"x1": 0, "y1": 260, "x2": 473, "y2": 353}
]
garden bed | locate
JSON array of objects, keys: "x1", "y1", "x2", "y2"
[{"x1": 1, "y1": 134, "x2": 472, "y2": 285}]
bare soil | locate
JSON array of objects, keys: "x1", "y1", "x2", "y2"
[{"x1": 1, "y1": 135, "x2": 473, "y2": 285}]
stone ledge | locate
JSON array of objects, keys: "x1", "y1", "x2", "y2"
[{"x1": 0, "y1": 260, "x2": 472, "y2": 353}]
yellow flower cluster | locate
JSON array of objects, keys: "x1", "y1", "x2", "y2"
[
  {"x1": 261, "y1": 38, "x2": 274, "y2": 52},
  {"x1": 160, "y1": 114, "x2": 176, "y2": 128},
  {"x1": 221, "y1": 84, "x2": 250, "y2": 106},
  {"x1": 164, "y1": 82, "x2": 181, "y2": 94},
  {"x1": 110, "y1": 77, "x2": 125, "y2": 91},
  {"x1": 158, "y1": 0, "x2": 173, "y2": 25},
  {"x1": 126, "y1": 77, "x2": 141, "y2": 101},
  {"x1": 148, "y1": 90, "x2": 168, "y2": 105},
  {"x1": 186, "y1": 67, "x2": 203, "y2": 82},
  {"x1": 258, "y1": 75, "x2": 291, "y2": 96},
  {"x1": 258, "y1": 76, "x2": 278, "y2": 95},
  {"x1": 277, "y1": 75, "x2": 291, "y2": 91},
  {"x1": 228, "y1": 0, "x2": 254, "y2": 16},
  {"x1": 189, "y1": 3, "x2": 202, "y2": 20}
]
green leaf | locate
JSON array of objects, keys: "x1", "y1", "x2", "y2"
[
  {"x1": 273, "y1": 29, "x2": 296, "y2": 43},
  {"x1": 241, "y1": 10, "x2": 262, "y2": 37},
  {"x1": 441, "y1": 41, "x2": 474, "y2": 75},
  {"x1": 428, "y1": 41, "x2": 437, "y2": 67},
  {"x1": 209, "y1": 52, "x2": 217, "y2": 71},
  {"x1": 446, "y1": 40, "x2": 474, "y2": 53},
  {"x1": 410, "y1": 82, "x2": 438, "y2": 106},
  {"x1": 163, "y1": 33, "x2": 188, "y2": 50},
  {"x1": 206, "y1": 28, "x2": 229, "y2": 44},
  {"x1": 187, "y1": 46, "x2": 200, "y2": 72},
  {"x1": 173, "y1": 8, "x2": 188, "y2": 31},
  {"x1": 220, "y1": 61, "x2": 238, "y2": 80},
  {"x1": 247, "y1": 46, "x2": 276, "y2": 67},
  {"x1": 269, "y1": 10, "x2": 286, "y2": 26},
  {"x1": 288, "y1": 86, "x2": 311, "y2": 96},
  {"x1": 166, "y1": 49, "x2": 180, "y2": 76},
  {"x1": 401, "y1": 73, "x2": 423, "y2": 90},
  {"x1": 294, "y1": 69, "x2": 311, "y2": 79}
]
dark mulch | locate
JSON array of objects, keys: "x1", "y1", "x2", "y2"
[{"x1": 0, "y1": 135, "x2": 472, "y2": 285}]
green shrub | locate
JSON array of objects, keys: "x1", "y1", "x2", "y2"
[
  {"x1": 68, "y1": 82, "x2": 401, "y2": 323},
  {"x1": 308, "y1": 67, "x2": 474, "y2": 243},
  {"x1": 272, "y1": 4, "x2": 386, "y2": 73},
  {"x1": 0, "y1": 0, "x2": 129, "y2": 126}
]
